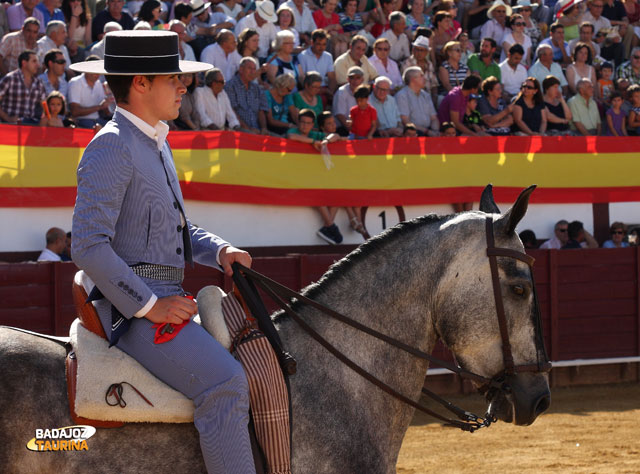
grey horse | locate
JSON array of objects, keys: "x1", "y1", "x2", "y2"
[{"x1": 0, "y1": 185, "x2": 550, "y2": 474}]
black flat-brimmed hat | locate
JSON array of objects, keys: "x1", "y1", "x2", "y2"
[{"x1": 69, "y1": 30, "x2": 212, "y2": 75}]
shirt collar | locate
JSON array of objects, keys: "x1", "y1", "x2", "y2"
[{"x1": 116, "y1": 106, "x2": 169, "y2": 151}]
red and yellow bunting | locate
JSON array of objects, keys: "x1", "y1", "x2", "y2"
[{"x1": 1, "y1": 124, "x2": 639, "y2": 207}]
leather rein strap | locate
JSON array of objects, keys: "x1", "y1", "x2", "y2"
[{"x1": 231, "y1": 217, "x2": 551, "y2": 432}]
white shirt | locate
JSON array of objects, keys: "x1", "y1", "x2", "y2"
[
  {"x1": 500, "y1": 32, "x2": 532, "y2": 66},
  {"x1": 298, "y1": 47, "x2": 334, "y2": 86},
  {"x1": 481, "y1": 20, "x2": 510, "y2": 49},
  {"x1": 582, "y1": 11, "x2": 612, "y2": 35},
  {"x1": 381, "y1": 29, "x2": 410, "y2": 63},
  {"x1": 89, "y1": 39, "x2": 106, "y2": 59},
  {"x1": 499, "y1": 59, "x2": 528, "y2": 96},
  {"x1": 368, "y1": 54, "x2": 402, "y2": 89},
  {"x1": 193, "y1": 86, "x2": 240, "y2": 129},
  {"x1": 68, "y1": 74, "x2": 106, "y2": 119},
  {"x1": 284, "y1": 0, "x2": 316, "y2": 34},
  {"x1": 37, "y1": 248, "x2": 61, "y2": 262},
  {"x1": 200, "y1": 42, "x2": 241, "y2": 80},
  {"x1": 36, "y1": 36, "x2": 72, "y2": 70},
  {"x1": 180, "y1": 40, "x2": 196, "y2": 62},
  {"x1": 235, "y1": 13, "x2": 277, "y2": 58}
]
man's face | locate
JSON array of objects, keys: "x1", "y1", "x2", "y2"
[
  {"x1": 322, "y1": 115, "x2": 336, "y2": 133},
  {"x1": 492, "y1": 7, "x2": 507, "y2": 24},
  {"x1": 255, "y1": 11, "x2": 267, "y2": 27},
  {"x1": 373, "y1": 81, "x2": 391, "y2": 101},
  {"x1": 171, "y1": 24, "x2": 187, "y2": 42},
  {"x1": 551, "y1": 27, "x2": 565, "y2": 43},
  {"x1": 23, "y1": 0, "x2": 38, "y2": 10},
  {"x1": 22, "y1": 24, "x2": 39, "y2": 45},
  {"x1": 107, "y1": 0, "x2": 124, "y2": 15},
  {"x1": 509, "y1": 52, "x2": 523, "y2": 66},
  {"x1": 480, "y1": 40, "x2": 494, "y2": 58},
  {"x1": 539, "y1": 48, "x2": 552, "y2": 65},
  {"x1": 631, "y1": 51, "x2": 640, "y2": 71},
  {"x1": 579, "y1": 81, "x2": 594, "y2": 99},
  {"x1": 312, "y1": 37, "x2": 327, "y2": 55},
  {"x1": 239, "y1": 60, "x2": 257, "y2": 82},
  {"x1": 589, "y1": 1, "x2": 603, "y2": 18},
  {"x1": 347, "y1": 73, "x2": 364, "y2": 91},
  {"x1": 411, "y1": 72, "x2": 426, "y2": 89},
  {"x1": 51, "y1": 53, "x2": 66, "y2": 75},
  {"x1": 579, "y1": 26, "x2": 594, "y2": 43},
  {"x1": 51, "y1": 26, "x2": 68, "y2": 46},
  {"x1": 22, "y1": 53, "x2": 39, "y2": 76},
  {"x1": 350, "y1": 40, "x2": 367, "y2": 61},
  {"x1": 145, "y1": 74, "x2": 187, "y2": 121},
  {"x1": 222, "y1": 34, "x2": 237, "y2": 53},
  {"x1": 555, "y1": 223, "x2": 569, "y2": 244},
  {"x1": 392, "y1": 18, "x2": 406, "y2": 35}
]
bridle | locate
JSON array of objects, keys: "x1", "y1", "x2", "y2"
[{"x1": 232, "y1": 216, "x2": 551, "y2": 432}]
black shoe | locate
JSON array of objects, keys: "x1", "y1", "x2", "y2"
[{"x1": 317, "y1": 224, "x2": 343, "y2": 244}]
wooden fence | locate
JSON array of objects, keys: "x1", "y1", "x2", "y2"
[{"x1": 1, "y1": 248, "x2": 639, "y2": 364}]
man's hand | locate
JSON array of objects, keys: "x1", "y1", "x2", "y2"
[
  {"x1": 219, "y1": 245, "x2": 252, "y2": 277},
  {"x1": 145, "y1": 295, "x2": 197, "y2": 325}
]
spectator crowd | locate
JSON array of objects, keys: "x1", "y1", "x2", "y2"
[{"x1": 1, "y1": 0, "x2": 640, "y2": 135}]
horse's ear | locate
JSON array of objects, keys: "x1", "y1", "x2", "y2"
[
  {"x1": 479, "y1": 184, "x2": 501, "y2": 214},
  {"x1": 496, "y1": 185, "x2": 537, "y2": 236}
]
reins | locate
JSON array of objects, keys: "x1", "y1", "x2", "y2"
[{"x1": 231, "y1": 216, "x2": 551, "y2": 433}]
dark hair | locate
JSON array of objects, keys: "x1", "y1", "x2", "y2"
[
  {"x1": 43, "y1": 48, "x2": 63, "y2": 70},
  {"x1": 106, "y1": 74, "x2": 156, "y2": 104},
  {"x1": 601, "y1": 61, "x2": 613, "y2": 71},
  {"x1": 550, "y1": 22, "x2": 564, "y2": 33},
  {"x1": 138, "y1": 0, "x2": 162, "y2": 23},
  {"x1": 433, "y1": 11, "x2": 451, "y2": 29},
  {"x1": 572, "y1": 41, "x2": 592, "y2": 65},
  {"x1": 317, "y1": 111, "x2": 333, "y2": 129},
  {"x1": 481, "y1": 75, "x2": 500, "y2": 95},
  {"x1": 519, "y1": 230, "x2": 538, "y2": 249},
  {"x1": 514, "y1": 76, "x2": 544, "y2": 106},
  {"x1": 462, "y1": 75, "x2": 481, "y2": 91},
  {"x1": 46, "y1": 90, "x2": 67, "y2": 116},
  {"x1": 610, "y1": 221, "x2": 626, "y2": 233},
  {"x1": 414, "y1": 26, "x2": 432, "y2": 39},
  {"x1": 174, "y1": 3, "x2": 193, "y2": 21},
  {"x1": 440, "y1": 121, "x2": 455, "y2": 132},
  {"x1": 311, "y1": 28, "x2": 328, "y2": 42},
  {"x1": 181, "y1": 73, "x2": 197, "y2": 93},
  {"x1": 509, "y1": 43, "x2": 525, "y2": 56},
  {"x1": 481, "y1": 37, "x2": 497, "y2": 49},
  {"x1": 298, "y1": 108, "x2": 317, "y2": 122},
  {"x1": 609, "y1": 91, "x2": 622, "y2": 101},
  {"x1": 508, "y1": 14, "x2": 523, "y2": 28},
  {"x1": 62, "y1": 0, "x2": 89, "y2": 26},
  {"x1": 17, "y1": 50, "x2": 36, "y2": 69},
  {"x1": 238, "y1": 28, "x2": 259, "y2": 56},
  {"x1": 567, "y1": 220, "x2": 583, "y2": 240},
  {"x1": 354, "y1": 84, "x2": 370, "y2": 99},
  {"x1": 542, "y1": 75, "x2": 560, "y2": 93}
]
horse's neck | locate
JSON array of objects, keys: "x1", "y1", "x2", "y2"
[{"x1": 276, "y1": 234, "x2": 444, "y2": 471}]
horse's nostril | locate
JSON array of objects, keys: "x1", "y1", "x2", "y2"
[{"x1": 534, "y1": 394, "x2": 551, "y2": 416}]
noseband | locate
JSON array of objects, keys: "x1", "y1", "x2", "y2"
[{"x1": 232, "y1": 216, "x2": 551, "y2": 433}]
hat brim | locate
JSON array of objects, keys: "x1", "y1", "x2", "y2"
[
  {"x1": 192, "y1": 2, "x2": 210, "y2": 16},
  {"x1": 487, "y1": 4, "x2": 512, "y2": 18},
  {"x1": 513, "y1": 3, "x2": 539, "y2": 9},
  {"x1": 257, "y1": 11, "x2": 278, "y2": 22},
  {"x1": 69, "y1": 59, "x2": 213, "y2": 75}
]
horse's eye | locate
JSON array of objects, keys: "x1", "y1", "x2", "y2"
[{"x1": 512, "y1": 285, "x2": 525, "y2": 296}]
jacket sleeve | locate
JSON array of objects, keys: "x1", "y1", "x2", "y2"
[
  {"x1": 188, "y1": 220, "x2": 230, "y2": 270},
  {"x1": 71, "y1": 133, "x2": 155, "y2": 319}
]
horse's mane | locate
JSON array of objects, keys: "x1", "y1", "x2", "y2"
[{"x1": 273, "y1": 213, "x2": 455, "y2": 321}]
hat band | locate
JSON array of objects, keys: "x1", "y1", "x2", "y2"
[{"x1": 104, "y1": 53, "x2": 180, "y2": 74}]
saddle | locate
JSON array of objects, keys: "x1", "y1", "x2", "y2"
[{"x1": 67, "y1": 271, "x2": 291, "y2": 472}]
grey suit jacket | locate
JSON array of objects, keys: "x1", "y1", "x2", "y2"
[{"x1": 72, "y1": 110, "x2": 229, "y2": 320}]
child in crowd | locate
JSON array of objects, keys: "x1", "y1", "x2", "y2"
[
  {"x1": 403, "y1": 123, "x2": 418, "y2": 137},
  {"x1": 598, "y1": 62, "x2": 615, "y2": 105},
  {"x1": 288, "y1": 109, "x2": 341, "y2": 150},
  {"x1": 349, "y1": 85, "x2": 378, "y2": 139},
  {"x1": 606, "y1": 92, "x2": 627, "y2": 136},
  {"x1": 39, "y1": 91, "x2": 68, "y2": 128},
  {"x1": 440, "y1": 121, "x2": 457, "y2": 136},
  {"x1": 627, "y1": 84, "x2": 640, "y2": 136},
  {"x1": 463, "y1": 95, "x2": 485, "y2": 134},
  {"x1": 318, "y1": 110, "x2": 345, "y2": 140}
]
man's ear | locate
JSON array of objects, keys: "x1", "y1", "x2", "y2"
[{"x1": 130, "y1": 75, "x2": 151, "y2": 94}]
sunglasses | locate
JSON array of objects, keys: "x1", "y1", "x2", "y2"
[
  {"x1": 522, "y1": 85, "x2": 536, "y2": 90},
  {"x1": 514, "y1": 22, "x2": 526, "y2": 26},
  {"x1": 612, "y1": 230, "x2": 625, "y2": 235},
  {"x1": 557, "y1": 228, "x2": 568, "y2": 233},
  {"x1": 212, "y1": 79, "x2": 225, "y2": 84},
  {"x1": 53, "y1": 59, "x2": 66, "y2": 64},
  {"x1": 376, "y1": 47, "x2": 390, "y2": 51},
  {"x1": 521, "y1": 7, "x2": 532, "y2": 11},
  {"x1": 633, "y1": 55, "x2": 640, "y2": 60}
]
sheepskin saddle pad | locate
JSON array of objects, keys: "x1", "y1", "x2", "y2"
[{"x1": 69, "y1": 274, "x2": 235, "y2": 423}]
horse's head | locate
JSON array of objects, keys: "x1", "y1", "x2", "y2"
[{"x1": 434, "y1": 185, "x2": 550, "y2": 426}]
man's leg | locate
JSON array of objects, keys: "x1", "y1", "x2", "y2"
[{"x1": 96, "y1": 301, "x2": 256, "y2": 474}]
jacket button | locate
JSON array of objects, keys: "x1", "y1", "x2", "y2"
[
  {"x1": 137, "y1": 296, "x2": 143, "y2": 302},
  {"x1": 118, "y1": 281, "x2": 124, "y2": 287},
  {"x1": 173, "y1": 202, "x2": 178, "y2": 209},
  {"x1": 177, "y1": 225, "x2": 182, "y2": 232},
  {"x1": 176, "y1": 248, "x2": 182, "y2": 255},
  {"x1": 128, "y1": 289, "x2": 134, "y2": 295},
  {"x1": 123, "y1": 284, "x2": 129, "y2": 290}
]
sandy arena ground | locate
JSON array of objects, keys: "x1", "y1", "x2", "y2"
[{"x1": 397, "y1": 383, "x2": 640, "y2": 474}]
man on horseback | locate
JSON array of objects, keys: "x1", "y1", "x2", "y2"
[{"x1": 70, "y1": 30, "x2": 256, "y2": 474}]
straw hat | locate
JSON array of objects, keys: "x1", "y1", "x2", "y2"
[
  {"x1": 512, "y1": 0, "x2": 539, "y2": 10},
  {"x1": 190, "y1": 0, "x2": 211, "y2": 16},
  {"x1": 69, "y1": 31, "x2": 212, "y2": 75},
  {"x1": 255, "y1": 1, "x2": 278, "y2": 23},
  {"x1": 487, "y1": 0, "x2": 512, "y2": 19}
]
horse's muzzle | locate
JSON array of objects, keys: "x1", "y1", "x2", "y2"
[{"x1": 487, "y1": 373, "x2": 551, "y2": 426}]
